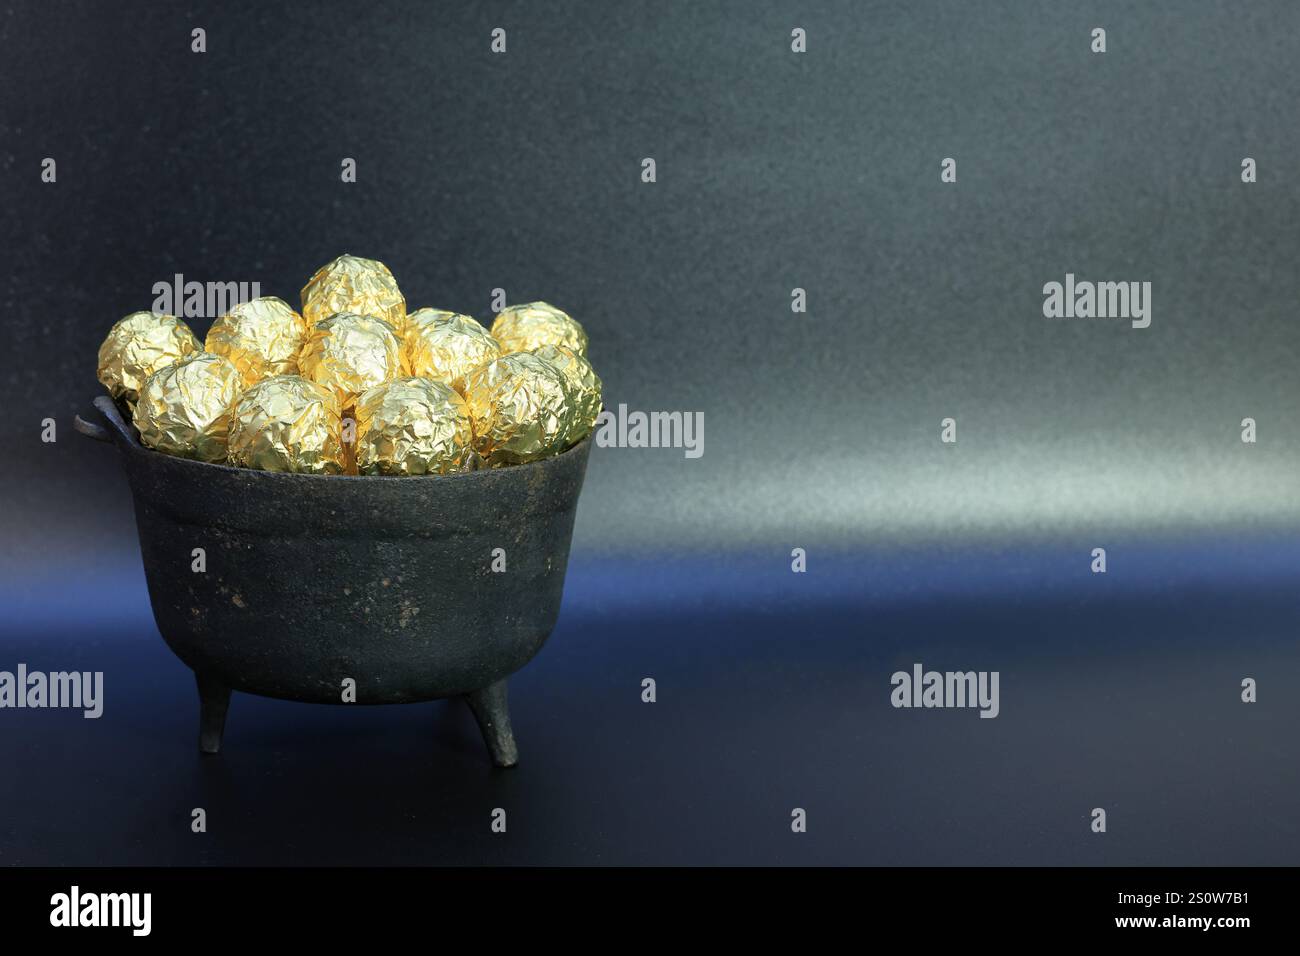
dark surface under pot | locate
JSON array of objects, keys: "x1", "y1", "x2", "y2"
[{"x1": 76, "y1": 395, "x2": 593, "y2": 767}]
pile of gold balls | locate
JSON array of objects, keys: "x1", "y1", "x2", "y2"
[{"x1": 95, "y1": 255, "x2": 601, "y2": 475}]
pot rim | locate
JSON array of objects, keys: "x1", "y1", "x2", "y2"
[{"x1": 88, "y1": 393, "x2": 592, "y2": 482}]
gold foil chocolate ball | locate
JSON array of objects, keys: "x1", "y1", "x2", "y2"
[
  {"x1": 404, "y1": 310, "x2": 501, "y2": 395},
  {"x1": 355, "y1": 377, "x2": 475, "y2": 476},
  {"x1": 300, "y1": 254, "x2": 407, "y2": 335},
  {"x1": 490, "y1": 301, "x2": 588, "y2": 356},
  {"x1": 227, "y1": 375, "x2": 344, "y2": 474},
  {"x1": 205, "y1": 296, "x2": 308, "y2": 386},
  {"x1": 462, "y1": 352, "x2": 573, "y2": 466},
  {"x1": 297, "y1": 312, "x2": 403, "y2": 406},
  {"x1": 132, "y1": 352, "x2": 243, "y2": 462},
  {"x1": 530, "y1": 344, "x2": 602, "y2": 444},
  {"x1": 97, "y1": 311, "x2": 202, "y2": 407}
]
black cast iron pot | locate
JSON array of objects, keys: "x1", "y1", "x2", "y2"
[{"x1": 76, "y1": 395, "x2": 592, "y2": 767}]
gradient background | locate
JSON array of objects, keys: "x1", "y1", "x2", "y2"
[{"x1": 2, "y1": 0, "x2": 1298, "y2": 864}]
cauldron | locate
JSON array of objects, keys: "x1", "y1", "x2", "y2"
[{"x1": 75, "y1": 395, "x2": 592, "y2": 767}]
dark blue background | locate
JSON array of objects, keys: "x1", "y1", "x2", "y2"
[{"x1": 3, "y1": 530, "x2": 1297, "y2": 865}]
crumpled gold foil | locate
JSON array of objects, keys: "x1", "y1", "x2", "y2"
[
  {"x1": 462, "y1": 352, "x2": 574, "y2": 466},
  {"x1": 297, "y1": 312, "x2": 403, "y2": 406},
  {"x1": 530, "y1": 344, "x2": 602, "y2": 445},
  {"x1": 404, "y1": 307, "x2": 462, "y2": 337},
  {"x1": 205, "y1": 296, "x2": 308, "y2": 386},
  {"x1": 404, "y1": 310, "x2": 501, "y2": 395},
  {"x1": 97, "y1": 311, "x2": 202, "y2": 407},
  {"x1": 227, "y1": 375, "x2": 344, "y2": 474},
  {"x1": 300, "y1": 253, "x2": 407, "y2": 336},
  {"x1": 355, "y1": 377, "x2": 475, "y2": 475},
  {"x1": 132, "y1": 352, "x2": 244, "y2": 462},
  {"x1": 490, "y1": 301, "x2": 588, "y2": 356}
]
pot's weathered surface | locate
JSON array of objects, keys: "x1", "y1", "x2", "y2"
[{"x1": 78, "y1": 395, "x2": 592, "y2": 766}]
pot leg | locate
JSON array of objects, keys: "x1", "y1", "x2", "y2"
[
  {"x1": 196, "y1": 673, "x2": 232, "y2": 755},
  {"x1": 463, "y1": 680, "x2": 518, "y2": 768}
]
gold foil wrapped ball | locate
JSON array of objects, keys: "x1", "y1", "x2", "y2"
[
  {"x1": 355, "y1": 377, "x2": 475, "y2": 476},
  {"x1": 530, "y1": 344, "x2": 602, "y2": 444},
  {"x1": 404, "y1": 310, "x2": 501, "y2": 395},
  {"x1": 132, "y1": 352, "x2": 243, "y2": 463},
  {"x1": 490, "y1": 301, "x2": 588, "y2": 356},
  {"x1": 300, "y1": 254, "x2": 407, "y2": 336},
  {"x1": 462, "y1": 352, "x2": 573, "y2": 466},
  {"x1": 97, "y1": 311, "x2": 202, "y2": 407},
  {"x1": 297, "y1": 312, "x2": 403, "y2": 406},
  {"x1": 205, "y1": 296, "x2": 309, "y2": 386},
  {"x1": 227, "y1": 375, "x2": 344, "y2": 474}
]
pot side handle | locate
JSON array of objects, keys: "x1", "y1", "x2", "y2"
[
  {"x1": 74, "y1": 413, "x2": 110, "y2": 443},
  {"x1": 75, "y1": 395, "x2": 140, "y2": 448}
]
